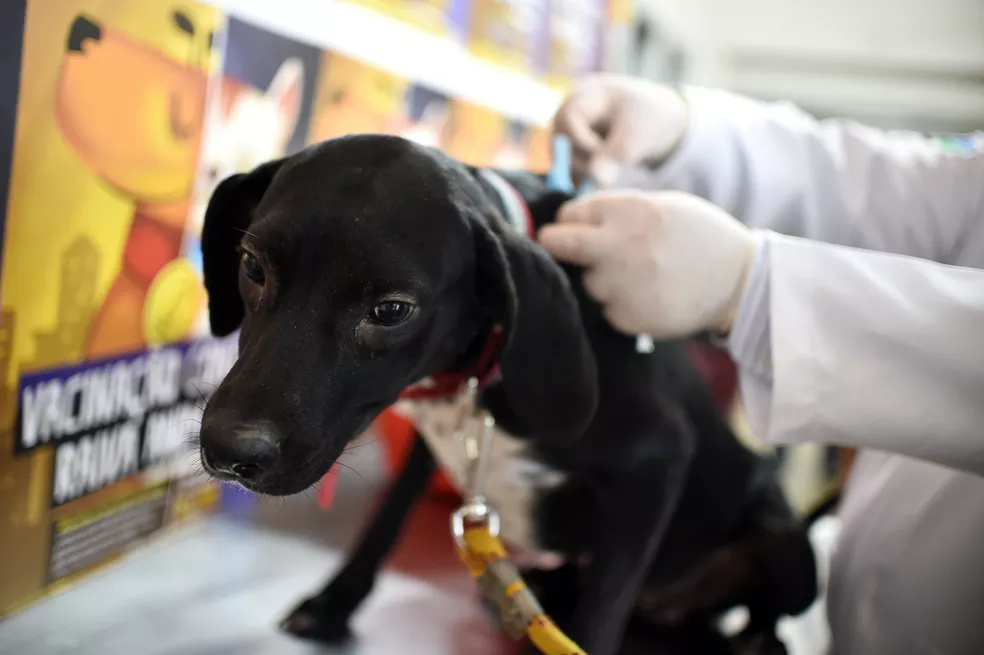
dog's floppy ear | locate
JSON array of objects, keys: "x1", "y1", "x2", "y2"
[
  {"x1": 473, "y1": 216, "x2": 599, "y2": 445},
  {"x1": 201, "y1": 158, "x2": 285, "y2": 336}
]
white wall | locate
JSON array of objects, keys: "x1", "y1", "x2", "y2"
[{"x1": 634, "y1": 0, "x2": 984, "y2": 132}]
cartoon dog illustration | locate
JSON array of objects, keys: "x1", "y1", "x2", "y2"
[
  {"x1": 309, "y1": 52, "x2": 408, "y2": 143},
  {"x1": 55, "y1": 11, "x2": 214, "y2": 359},
  {"x1": 443, "y1": 100, "x2": 506, "y2": 165},
  {"x1": 524, "y1": 126, "x2": 552, "y2": 173}
]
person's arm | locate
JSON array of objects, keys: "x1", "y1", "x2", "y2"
[
  {"x1": 540, "y1": 189, "x2": 984, "y2": 476},
  {"x1": 550, "y1": 78, "x2": 984, "y2": 472},
  {"x1": 731, "y1": 232, "x2": 984, "y2": 476},
  {"x1": 643, "y1": 87, "x2": 984, "y2": 265}
]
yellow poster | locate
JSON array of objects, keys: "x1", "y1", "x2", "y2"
[
  {"x1": 344, "y1": 0, "x2": 453, "y2": 35},
  {"x1": 0, "y1": 0, "x2": 227, "y2": 616},
  {"x1": 467, "y1": 0, "x2": 545, "y2": 73},
  {"x1": 524, "y1": 125, "x2": 552, "y2": 173},
  {"x1": 546, "y1": 0, "x2": 606, "y2": 89},
  {"x1": 608, "y1": 0, "x2": 635, "y2": 24},
  {"x1": 444, "y1": 99, "x2": 508, "y2": 166},
  {"x1": 4, "y1": 1, "x2": 222, "y2": 365},
  {"x1": 308, "y1": 51, "x2": 410, "y2": 143}
]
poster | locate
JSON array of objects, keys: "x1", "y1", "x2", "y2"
[
  {"x1": 444, "y1": 98, "x2": 506, "y2": 165},
  {"x1": 184, "y1": 16, "x2": 322, "y2": 336},
  {"x1": 0, "y1": 0, "x2": 605, "y2": 618},
  {"x1": 0, "y1": 0, "x2": 232, "y2": 616},
  {"x1": 545, "y1": 0, "x2": 607, "y2": 87},
  {"x1": 401, "y1": 83, "x2": 452, "y2": 148},
  {"x1": 524, "y1": 125, "x2": 552, "y2": 173},
  {"x1": 467, "y1": 0, "x2": 548, "y2": 74},
  {"x1": 308, "y1": 51, "x2": 409, "y2": 143},
  {"x1": 345, "y1": 0, "x2": 469, "y2": 37}
]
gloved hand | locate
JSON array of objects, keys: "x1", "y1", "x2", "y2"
[
  {"x1": 538, "y1": 190, "x2": 759, "y2": 339},
  {"x1": 552, "y1": 74, "x2": 690, "y2": 187}
]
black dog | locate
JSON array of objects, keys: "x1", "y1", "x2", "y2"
[{"x1": 198, "y1": 134, "x2": 817, "y2": 655}]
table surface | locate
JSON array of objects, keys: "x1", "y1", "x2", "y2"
[
  {"x1": 0, "y1": 442, "x2": 516, "y2": 655},
  {"x1": 0, "y1": 437, "x2": 832, "y2": 655}
]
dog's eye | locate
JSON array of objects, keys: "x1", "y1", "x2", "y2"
[
  {"x1": 370, "y1": 301, "x2": 412, "y2": 326},
  {"x1": 241, "y1": 252, "x2": 265, "y2": 285}
]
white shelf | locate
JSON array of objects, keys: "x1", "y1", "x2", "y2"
[{"x1": 211, "y1": 0, "x2": 563, "y2": 126}]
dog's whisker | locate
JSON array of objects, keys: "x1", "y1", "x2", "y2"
[
  {"x1": 190, "y1": 382, "x2": 210, "y2": 406},
  {"x1": 342, "y1": 436, "x2": 380, "y2": 454},
  {"x1": 334, "y1": 461, "x2": 368, "y2": 486},
  {"x1": 228, "y1": 225, "x2": 262, "y2": 242}
]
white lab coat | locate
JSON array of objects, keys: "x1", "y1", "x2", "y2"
[{"x1": 627, "y1": 87, "x2": 984, "y2": 654}]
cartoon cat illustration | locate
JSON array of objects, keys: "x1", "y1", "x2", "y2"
[{"x1": 184, "y1": 57, "x2": 304, "y2": 337}]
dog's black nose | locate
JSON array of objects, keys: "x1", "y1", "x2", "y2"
[
  {"x1": 67, "y1": 15, "x2": 102, "y2": 53},
  {"x1": 200, "y1": 422, "x2": 280, "y2": 482}
]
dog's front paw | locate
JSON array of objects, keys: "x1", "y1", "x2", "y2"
[{"x1": 280, "y1": 594, "x2": 354, "y2": 645}]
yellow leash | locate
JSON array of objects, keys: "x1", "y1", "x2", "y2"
[
  {"x1": 448, "y1": 378, "x2": 587, "y2": 655},
  {"x1": 454, "y1": 524, "x2": 587, "y2": 655}
]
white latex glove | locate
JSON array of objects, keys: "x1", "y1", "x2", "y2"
[
  {"x1": 552, "y1": 74, "x2": 690, "y2": 187},
  {"x1": 538, "y1": 190, "x2": 758, "y2": 339}
]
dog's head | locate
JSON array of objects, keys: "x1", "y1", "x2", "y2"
[{"x1": 198, "y1": 135, "x2": 598, "y2": 494}]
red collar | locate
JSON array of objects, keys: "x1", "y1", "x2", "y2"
[{"x1": 399, "y1": 325, "x2": 504, "y2": 401}]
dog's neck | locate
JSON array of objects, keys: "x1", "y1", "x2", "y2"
[{"x1": 405, "y1": 169, "x2": 573, "y2": 400}]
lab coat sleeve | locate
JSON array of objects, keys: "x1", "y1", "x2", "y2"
[
  {"x1": 729, "y1": 232, "x2": 984, "y2": 477},
  {"x1": 642, "y1": 86, "x2": 984, "y2": 266}
]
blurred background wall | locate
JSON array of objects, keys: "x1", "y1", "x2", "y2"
[{"x1": 630, "y1": 0, "x2": 984, "y2": 133}]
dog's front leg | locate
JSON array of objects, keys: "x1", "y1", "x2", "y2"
[
  {"x1": 281, "y1": 433, "x2": 435, "y2": 644},
  {"x1": 567, "y1": 424, "x2": 695, "y2": 655}
]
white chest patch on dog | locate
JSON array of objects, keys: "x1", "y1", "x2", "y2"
[{"x1": 393, "y1": 392, "x2": 567, "y2": 570}]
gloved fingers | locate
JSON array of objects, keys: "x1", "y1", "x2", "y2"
[
  {"x1": 581, "y1": 268, "x2": 615, "y2": 303},
  {"x1": 553, "y1": 102, "x2": 605, "y2": 156},
  {"x1": 601, "y1": 302, "x2": 646, "y2": 337},
  {"x1": 552, "y1": 76, "x2": 617, "y2": 155},
  {"x1": 555, "y1": 194, "x2": 612, "y2": 226},
  {"x1": 586, "y1": 103, "x2": 643, "y2": 187},
  {"x1": 556, "y1": 190, "x2": 657, "y2": 228},
  {"x1": 588, "y1": 155, "x2": 622, "y2": 189},
  {"x1": 537, "y1": 222, "x2": 614, "y2": 267}
]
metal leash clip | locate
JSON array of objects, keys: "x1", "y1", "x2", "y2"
[
  {"x1": 446, "y1": 378, "x2": 589, "y2": 654},
  {"x1": 451, "y1": 377, "x2": 501, "y2": 548}
]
